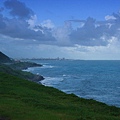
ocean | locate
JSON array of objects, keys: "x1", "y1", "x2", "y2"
[{"x1": 25, "y1": 60, "x2": 120, "y2": 108}]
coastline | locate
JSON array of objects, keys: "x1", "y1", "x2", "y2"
[
  {"x1": 0, "y1": 61, "x2": 44, "y2": 83},
  {"x1": 15, "y1": 61, "x2": 45, "y2": 82},
  {"x1": 18, "y1": 61, "x2": 45, "y2": 82},
  {"x1": 1, "y1": 72, "x2": 120, "y2": 120},
  {"x1": 26, "y1": 59, "x2": 120, "y2": 108},
  {"x1": 1, "y1": 59, "x2": 120, "y2": 119}
]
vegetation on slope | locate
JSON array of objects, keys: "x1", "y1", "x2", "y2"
[{"x1": 0, "y1": 72, "x2": 120, "y2": 120}]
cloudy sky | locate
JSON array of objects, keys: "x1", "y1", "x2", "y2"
[{"x1": 0, "y1": 0, "x2": 120, "y2": 60}]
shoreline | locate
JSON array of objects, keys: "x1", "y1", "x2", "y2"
[
  {"x1": 22, "y1": 66, "x2": 45, "y2": 83},
  {"x1": 17, "y1": 61, "x2": 45, "y2": 82},
  {"x1": 1, "y1": 72, "x2": 120, "y2": 120},
  {"x1": 26, "y1": 60, "x2": 120, "y2": 108},
  {"x1": 2, "y1": 60, "x2": 119, "y2": 108},
  {"x1": 0, "y1": 61, "x2": 45, "y2": 83}
]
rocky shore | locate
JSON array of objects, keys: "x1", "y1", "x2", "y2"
[{"x1": 0, "y1": 61, "x2": 44, "y2": 83}]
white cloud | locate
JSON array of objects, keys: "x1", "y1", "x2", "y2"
[
  {"x1": 105, "y1": 15, "x2": 116, "y2": 21},
  {"x1": 27, "y1": 15, "x2": 38, "y2": 29},
  {"x1": 41, "y1": 19, "x2": 55, "y2": 29},
  {"x1": 52, "y1": 22, "x2": 72, "y2": 46}
]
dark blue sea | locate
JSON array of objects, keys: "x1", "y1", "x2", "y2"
[{"x1": 25, "y1": 60, "x2": 120, "y2": 108}]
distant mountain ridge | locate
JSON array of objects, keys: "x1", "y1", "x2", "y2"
[{"x1": 0, "y1": 51, "x2": 12, "y2": 63}]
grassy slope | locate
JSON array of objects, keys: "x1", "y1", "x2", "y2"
[{"x1": 0, "y1": 72, "x2": 120, "y2": 120}]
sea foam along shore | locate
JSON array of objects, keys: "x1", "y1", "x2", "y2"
[{"x1": 15, "y1": 61, "x2": 45, "y2": 82}]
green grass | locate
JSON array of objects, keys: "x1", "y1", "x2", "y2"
[{"x1": 0, "y1": 72, "x2": 120, "y2": 120}]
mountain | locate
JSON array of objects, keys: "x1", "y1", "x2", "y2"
[{"x1": 0, "y1": 51, "x2": 12, "y2": 63}]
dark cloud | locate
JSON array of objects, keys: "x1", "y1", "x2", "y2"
[
  {"x1": 0, "y1": 17, "x2": 55, "y2": 44},
  {"x1": 4, "y1": 0, "x2": 34, "y2": 19},
  {"x1": 0, "y1": 0, "x2": 56, "y2": 45},
  {"x1": 0, "y1": 14, "x2": 6, "y2": 29}
]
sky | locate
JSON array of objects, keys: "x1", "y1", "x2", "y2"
[{"x1": 0, "y1": 0, "x2": 120, "y2": 60}]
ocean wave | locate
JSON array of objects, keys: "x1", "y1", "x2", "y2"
[
  {"x1": 41, "y1": 76, "x2": 63, "y2": 86},
  {"x1": 22, "y1": 67, "x2": 35, "y2": 72},
  {"x1": 41, "y1": 65, "x2": 55, "y2": 69}
]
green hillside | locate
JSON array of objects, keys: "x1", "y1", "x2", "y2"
[{"x1": 0, "y1": 72, "x2": 120, "y2": 120}]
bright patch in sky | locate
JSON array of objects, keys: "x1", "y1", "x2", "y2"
[{"x1": 0, "y1": 0, "x2": 120, "y2": 60}]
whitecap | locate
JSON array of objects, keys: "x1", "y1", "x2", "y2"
[
  {"x1": 41, "y1": 76, "x2": 63, "y2": 86},
  {"x1": 22, "y1": 67, "x2": 35, "y2": 72},
  {"x1": 63, "y1": 74, "x2": 67, "y2": 77},
  {"x1": 41, "y1": 65, "x2": 54, "y2": 69}
]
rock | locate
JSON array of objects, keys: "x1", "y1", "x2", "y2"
[{"x1": 32, "y1": 74, "x2": 44, "y2": 82}]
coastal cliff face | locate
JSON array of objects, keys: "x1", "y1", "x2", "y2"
[{"x1": 0, "y1": 51, "x2": 12, "y2": 63}]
